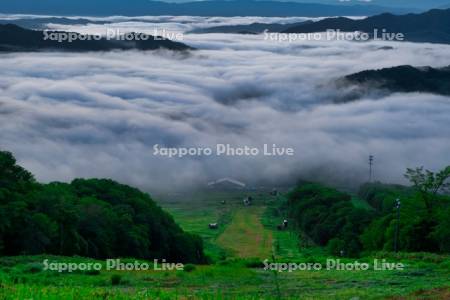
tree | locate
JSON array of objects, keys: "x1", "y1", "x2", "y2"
[
  {"x1": 0, "y1": 151, "x2": 34, "y2": 191},
  {"x1": 0, "y1": 150, "x2": 206, "y2": 263},
  {"x1": 404, "y1": 166, "x2": 450, "y2": 213},
  {"x1": 430, "y1": 206, "x2": 450, "y2": 252}
]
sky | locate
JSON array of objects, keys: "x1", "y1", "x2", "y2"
[
  {"x1": 159, "y1": 0, "x2": 450, "y2": 9},
  {"x1": 0, "y1": 0, "x2": 447, "y2": 17}
]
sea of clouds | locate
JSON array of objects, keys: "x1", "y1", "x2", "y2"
[{"x1": 0, "y1": 16, "x2": 449, "y2": 192}]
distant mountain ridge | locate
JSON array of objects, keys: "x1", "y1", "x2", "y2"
[
  {"x1": 0, "y1": 18, "x2": 112, "y2": 30},
  {"x1": 0, "y1": 0, "x2": 411, "y2": 17},
  {"x1": 189, "y1": 21, "x2": 313, "y2": 34},
  {"x1": 283, "y1": 8, "x2": 450, "y2": 44},
  {"x1": 0, "y1": 24, "x2": 192, "y2": 52},
  {"x1": 296, "y1": 0, "x2": 448, "y2": 10}
]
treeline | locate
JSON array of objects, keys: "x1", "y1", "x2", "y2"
[
  {"x1": 0, "y1": 151, "x2": 206, "y2": 263},
  {"x1": 287, "y1": 183, "x2": 375, "y2": 257},
  {"x1": 287, "y1": 167, "x2": 450, "y2": 256},
  {"x1": 358, "y1": 182, "x2": 450, "y2": 253}
]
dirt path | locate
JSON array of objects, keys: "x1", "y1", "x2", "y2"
[{"x1": 216, "y1": 206, "x2": 273, "y2": 258}]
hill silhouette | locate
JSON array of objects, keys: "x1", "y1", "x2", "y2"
[
  {"x1": 343, "y1": 65, "x2": 450, "y2": 97},
  {"x1": 283, "y1": 8, "x2": 450, "y2": 44},
  {"x1": 0, "y1": 24, "x2": 192, "y2": 52}
]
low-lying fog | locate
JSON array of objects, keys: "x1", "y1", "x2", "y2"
[{"x1": 1, "y1": 16, "x2": 449, "y2": 192}]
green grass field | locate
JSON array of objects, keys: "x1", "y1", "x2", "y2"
[
  {"x1": 217, "y1": 206, "x2": 273, "y2": 258},
  {"x1": 0, "y1": 189, "x2": 449, "y2": 299}
]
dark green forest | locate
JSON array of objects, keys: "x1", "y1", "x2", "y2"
[
  {"x1": 287, "y1": 167, "x2": 450, "y2": 257},
  {"x1": 1, "y1": 148, "x2": 448, "y2": 263},
  {"x1": 0, "y1": 151, "x2": 205, "y2": 263}
]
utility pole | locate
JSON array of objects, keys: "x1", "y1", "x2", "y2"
[
  {"x1": 394, "y1": 198, "x2": 401, "y2": 253},
  {"x1": 369, "y1": 155, "x2": 374, "y2": 182}
]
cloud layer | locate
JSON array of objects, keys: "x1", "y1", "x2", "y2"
[{"x1": 1, "y1": 19, "x2": 450, "y2": 192}]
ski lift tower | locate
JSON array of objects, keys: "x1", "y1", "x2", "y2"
[{"x1": 369, "y1": 155, "x2": 374, "y2": 182}]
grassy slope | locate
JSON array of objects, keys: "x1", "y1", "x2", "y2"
[
  {"x1": 159, "y1": 190, "x2": 275, "y2": 261},
  {"x1": 158, "y1": 190, "x2": 251, "y2": 261},
  {"x1": 262, "y1": 195, "x2": 318, "y2": 260},
  {"x1": 217, "y1": 206, "x2": 273, "y2": 258},
  {"x1": 0, "y1": 189, "x2": 449, "y2": 299},
  {"x1": 1, "y1": 253, "x2": 448, "y2": 299}
]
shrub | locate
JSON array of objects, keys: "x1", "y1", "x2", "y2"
[
  {"x1": 111, "y1": 274, "x2": 122, "y2": 285},
  {"x1": 183, "y1": 264, "x2": 196, "y2": 272},
  {"x1": 243, "y1": 258, "x2": 264, "y2": 268},
  {"x1": 85, "y1": 269, "x2": 101, "y2": 276},
  {"x1": 25, "y1": 263, "x2": 43, "y2": 274}
]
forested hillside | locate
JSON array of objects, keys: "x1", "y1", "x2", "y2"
[
  {"x1": 0, "y1": 151, "x2": 205, "y2": 263},
  {"x1": 287, "y1": 173, "x2": 450, "y2": 256}
]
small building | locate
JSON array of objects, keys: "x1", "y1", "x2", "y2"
[
  {"x1": 207, "y1": 178, "x2": 246, "y2": 190},
  {"x1": 277, "y1": 220, "x2": 289, "y2": 230},
  {"x1": 243, "y1": 196, "x2": 253, "y2": 206},
  {"x1": 209, "y1": 223, "x2": 218, "y2": 229}
]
